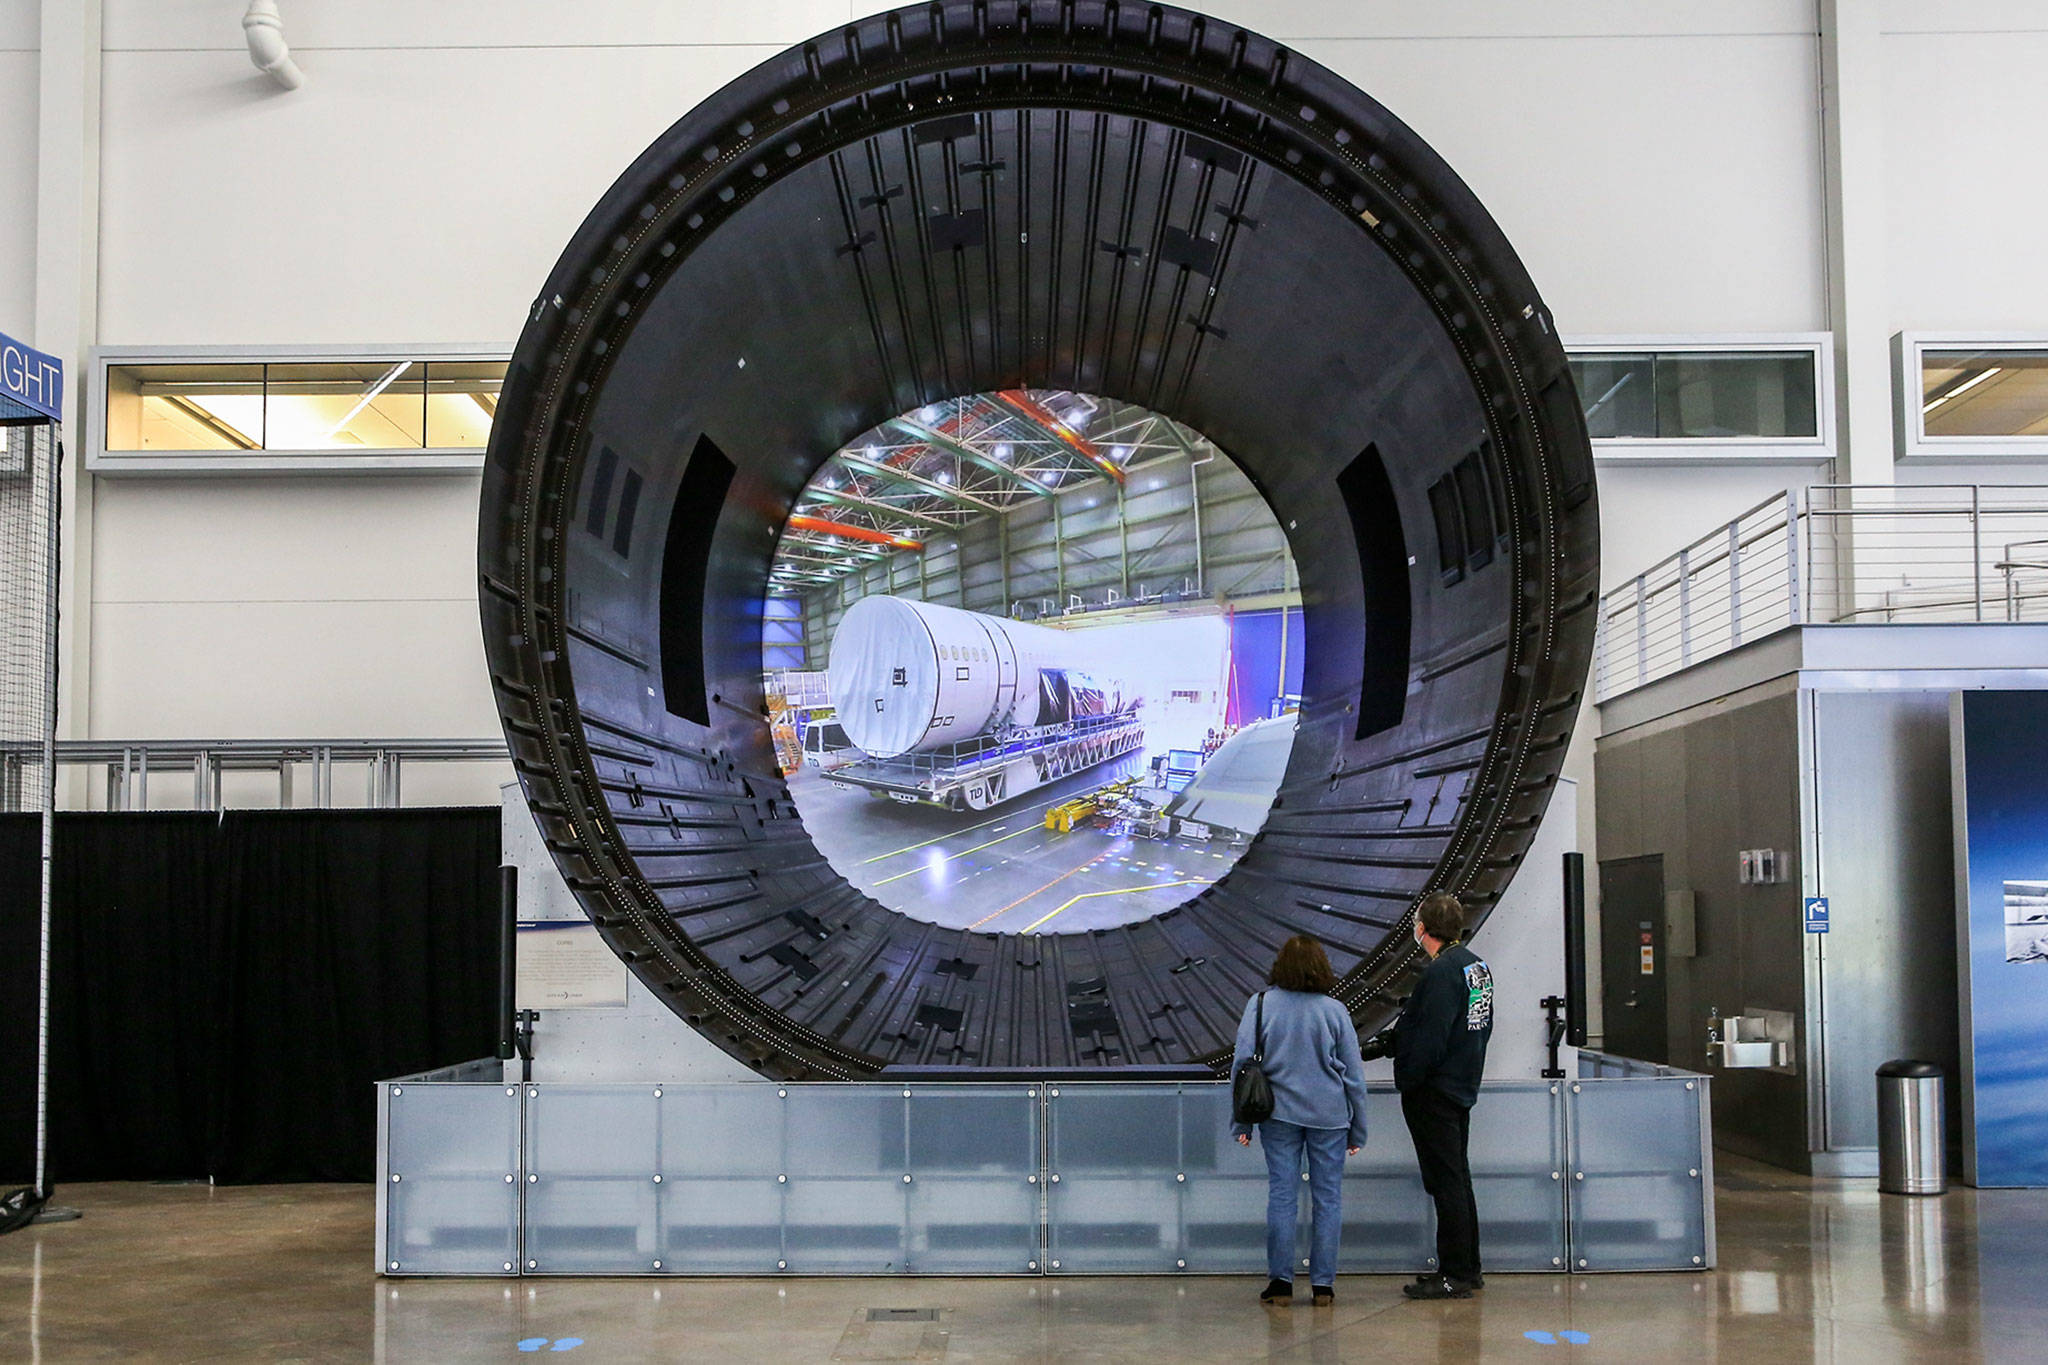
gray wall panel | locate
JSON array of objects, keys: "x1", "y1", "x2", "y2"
[{"x1": 1810, "y1": 689, "x2": 1958, "y2": 1151}]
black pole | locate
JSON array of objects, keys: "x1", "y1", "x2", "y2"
[
  {"x1": 1562, "y1": 851, "x2": 1588, "y2": 1048},
  {"x1": 497, "y1": 865, "x2": 517, "y2": 1062}
]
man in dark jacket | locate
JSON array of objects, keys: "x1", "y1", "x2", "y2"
[{"x1": 1383, "y1": 891, "x2": 1493, "y2": 1300}]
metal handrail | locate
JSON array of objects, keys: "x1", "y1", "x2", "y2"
[
  {"x1": 0, "y1": 737, "x2": 509, "y2": 812},
  {"x1": 1596, "y1": 482, "x2": 2048, "y2": 699}
]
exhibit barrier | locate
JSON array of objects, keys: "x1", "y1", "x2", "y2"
[{"x1": 376, "y1": 1070, "x2": 1713, "y2": 1278}]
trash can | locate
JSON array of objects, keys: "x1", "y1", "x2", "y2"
[{"x1": 1876, "y1": 1060, "x2": 1946, "y2": 1196}]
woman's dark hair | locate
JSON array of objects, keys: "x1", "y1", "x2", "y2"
[{"x1": 1269, "y1": 934, "x2": 1338, "y2": 993}]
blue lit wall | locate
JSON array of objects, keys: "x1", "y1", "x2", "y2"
[{"x1": 1955, "y1": 690, "x2": 2048, "y2": 1187}]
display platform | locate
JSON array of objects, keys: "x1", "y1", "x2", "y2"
[{"x1": 375, "y1": 1060, "x2": 1712, "y2": 1279}]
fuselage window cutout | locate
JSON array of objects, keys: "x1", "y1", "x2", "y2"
[
  {"x1": 1453, "y1": 452, "x2": 1494, "y2": 571},
  {"x1": 1427, "y1": 475, "x2": 1467, "y2": 585}
]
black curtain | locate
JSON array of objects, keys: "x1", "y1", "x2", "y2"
[
  {"x1": 47, "y1": 813, "x2": 221, "y2": 1181},
  {"x1": 209, "y1": 810, "x2": 502, "y2": 1182},
  {"x1": 0, "y1": 814, "x2": 41, "y2": 1185},
  {"x1": 1, "y1": 808, "x2": 499, "y2": 1187}
]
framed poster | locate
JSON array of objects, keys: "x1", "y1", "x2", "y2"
[{"x1": 1952, "y1": 690, "x2": 2048, "y2": 1187}]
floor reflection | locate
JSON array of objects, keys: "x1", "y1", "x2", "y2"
[{"x1": 6, "y1": 1157, "x2": 2048, "y2": 1362}]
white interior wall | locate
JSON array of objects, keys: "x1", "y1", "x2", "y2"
[
  {"x1": 87, "y1": 474, "x2": 494, "y2": 738},
  {"x1": 0, "y1": 7, "x2": 38, "y2": 330},
  {"x1": 1880, "y1": 2, "x2": 2048, "y2": 333}
]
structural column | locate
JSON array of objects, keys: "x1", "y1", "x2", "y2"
[{"x1": 35, "y1": 0, "x2": 102, "y2": 750}]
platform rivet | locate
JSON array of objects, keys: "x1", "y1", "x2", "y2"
[
  {"x1": 653, "y1": 1259, "x2": 663, "y2": 1269},
  {"x1": 389, "y1": 1261, "x2": 399, "y2": 1270}
]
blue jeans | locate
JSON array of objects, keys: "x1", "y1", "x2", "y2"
[{"x1": 1258, "y1": 1120, "x2": 1346, "y2": 1285}]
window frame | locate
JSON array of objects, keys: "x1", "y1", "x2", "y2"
[
  {"x1": 88, "y1": 344, "x2": 508, "y2": 475},
  {"x1": 1564, "y1": 333, "x2": 1834, "y2": 465},
  {"x1": 1893, "y1": 331, "x2": 2048, "y2": 462}
]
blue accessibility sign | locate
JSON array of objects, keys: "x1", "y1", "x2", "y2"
[{"x1": 1803, "y1": 896, "x2": 1829, "y2": 934}]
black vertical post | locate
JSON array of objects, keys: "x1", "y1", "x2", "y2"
[
  {"x1": 497, "y1": 865, "x2": 518, "y2": 1061},
  {"x1": 1563, "y1": 852, "x2": 1588, "y2": 1047}
]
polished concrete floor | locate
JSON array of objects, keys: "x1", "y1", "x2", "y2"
[
  {"x1": 789, "y1": 756, "x2": 1248, "y2": 933},
  {"x1": 4, "y1": 1156, "x2": 2044, "y2": 1362}
]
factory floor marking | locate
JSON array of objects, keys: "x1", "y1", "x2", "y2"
[
  {"x1": 857, "y1": 810, "x2": 1013, "y2": 865},
  {"x1": 1021, "y1": 879, "x2": 1214, "y2": 934},
  {"x1": 870, "y1": 823, "x2": 1040, "y2": 885},
  {"x1": 964, "y1": 851, "x2": 1111, "y2": 930}
]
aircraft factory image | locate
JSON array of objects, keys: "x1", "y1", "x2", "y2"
[{"x1": 767, "y1": 393, "x2": 1300, "y2": 933}]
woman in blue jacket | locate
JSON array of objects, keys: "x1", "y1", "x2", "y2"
[{"x1": 1230, "y1": 934, "x2": 1371, "y2": 1307}]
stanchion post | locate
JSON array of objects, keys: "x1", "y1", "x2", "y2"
[{"x1": 497, "y1": 865, "x2": 517, "y2": 1062}]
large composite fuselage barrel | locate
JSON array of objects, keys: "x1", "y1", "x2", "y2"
[{"x1": 827, "y1": 596, "x2": 1125, "y2": 759}]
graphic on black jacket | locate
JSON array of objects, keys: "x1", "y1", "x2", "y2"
[{"x1": 1463, "y1": 960, "x2": 1494, "y2": 1031}]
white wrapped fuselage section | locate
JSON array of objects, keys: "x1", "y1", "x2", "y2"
[{"x1": 827, "y1": 596, "x2": 1129, "y2": 759}]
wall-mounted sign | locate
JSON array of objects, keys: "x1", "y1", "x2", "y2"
[
  {"x1": 1803, "y1": 896, "x2": 1829, "y2": 934},
  {"x1": 515, "y1": 922, "x2": 629, "y2": 1009},
  {"x1": 0, "y1": 330, "x2": 62, "y2": 422}
]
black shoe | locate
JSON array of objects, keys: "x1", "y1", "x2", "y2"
[
  {"x1": 1260, "y1": 1278, "x2": 1294, "y2": 1304},
  {"x1": 1311, "y1": 1284, "x2": 1335, "y2": 1307},
  {"x1": 1451, "y1": 1274, "x2": 1484, "y2": 1292},
  {"x1": 1403, "y1": 1274, "x2": 1472, "y2": 1301}
]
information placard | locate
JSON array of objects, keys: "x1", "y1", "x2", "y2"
[{"x1": 515, "y1": 922, "x2": 629, "y2": 1009}]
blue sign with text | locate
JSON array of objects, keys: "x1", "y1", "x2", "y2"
[
  {"x1": 1803, "y1": 896, "x2": 1829, "y2": 934},
  {"x1": 0, "y1": 330, "x2": 63, "y2": 422}
]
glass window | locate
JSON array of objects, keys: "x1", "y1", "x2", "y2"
[
  {"x1": 425, "y1": 362, "x2": 502, "y2": 448},
  {"x1": 1921, "y1": 348, "x2": 2048, "y2": 439},
  {"x1": 1568, "y1": 350, "x2": 1818, "y2": 440},
  {"x1": 1572, "y1": 354, "x2": 1656, "y2": 439},
  {"x1": 103, "y1": 358, "x2": 506, "y2": 455},
  {"x1": 263, "y1": 361, "x2": 425, "y2": 449},
  {"x1": 104, "y1": 363, "x2": 265, "y2": 451}
]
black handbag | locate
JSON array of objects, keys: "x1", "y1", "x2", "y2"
[{"x1": 1231, "y1": 991, "x2": 1275, "y2": 1125}]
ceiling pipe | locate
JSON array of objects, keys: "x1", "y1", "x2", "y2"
[{"x1": 242, "y1": 0, "x2": 306, "y2": 90}]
